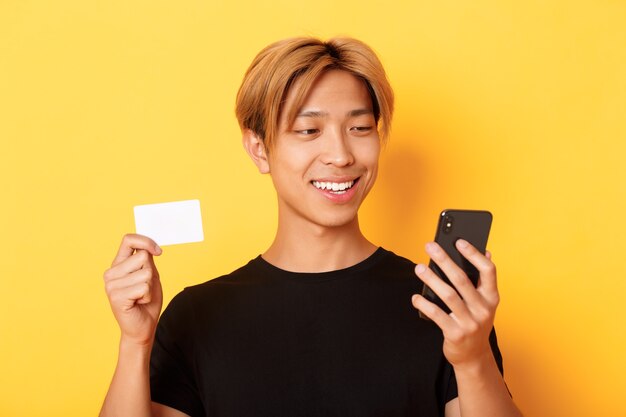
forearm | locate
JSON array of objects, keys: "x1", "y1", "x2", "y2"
[
  {"x1": 454, "y1": 352, "x2": 523, "y2": 417},
  {"x1": 100, "y1": 337, "x2": 154, "y2": 417}
]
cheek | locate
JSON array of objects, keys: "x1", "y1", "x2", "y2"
[
  {"x1": 356, "y1": 140, "x2": 381, "y2": 170},
  {"x1": 357, "y1": 141, "x2": 380, "y2": 190},
  {"x1": 270, "y1": 144, "x2": 316, "y2": 178}
]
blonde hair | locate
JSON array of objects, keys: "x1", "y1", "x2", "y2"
[{"x1": 235, "y1": 37, "x2": 394, "y2": 149}]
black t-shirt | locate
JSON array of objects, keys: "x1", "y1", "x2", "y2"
[{"x1": 150, "y1": 248, "x2": 504, "y2": 417}]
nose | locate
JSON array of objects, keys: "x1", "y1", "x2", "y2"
[{"x1": 320, "y1": 128, "x2": 354, "y2": 167}]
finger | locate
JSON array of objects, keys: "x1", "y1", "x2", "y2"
[
  {"x1": 138, "y1": 255, "x2": 161, "y2": 304},
  {"x1": 415, "y1": 263, "x2": 472, "y2": 320},
  {"x1": 455, "y1": 239, "x2": 498, "y2": 296},
  {"x1": 110, "y1": 281, "x2": 152, "y2": 311},
  {"x1": 104, "y1": 249, "x2": 152, "y2": 282},
  {"x1": 104, "y1": 266, "x2": 153, "y2": 295},
  {"x1": 111, "y1": 234, "x2": 162, "y2": 267},
  {"x1": 411, "y1": 294, "x2": 455, "y2": 330},
  {"x1": 146, "y1": 251, "x2": 160, "y2": 282},
  {"x1": 424, "y1": 242, "x2": 482, "y2": 308},
  {"x1": 136, "y1": 289, "x2": 153, "y2": 305}
]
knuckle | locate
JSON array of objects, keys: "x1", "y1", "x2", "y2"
[
  {"x1": 473, "y1": 308, "x2": 490, "y2": 324},
  {"x1": 431, "y1": 250, "x2": 446, "y2": 262},
  {"x1": 137, "y1": 250, "x2": 149, "y2": 263},
  {"x1": 440, "y1": 289, "x2": 457, "y2": 304},
  {"x1": 451, "y1": 274, "x2": 471, "y2": 289},
  {"x1": 109, "y1": 289, "x2": 122, "y2": 304},
  {"x1": 103, "y1": 269, "x2": 112, "y2": 281},
  {"x1": 491, "y1": 294, "x2": 501, "y2": 307},
  {"x1": 104, "y1": 281, "x2": 114, "y2": 294},
  {"x1": 466, "y1": 321, "x2": 480, "y2": 335},
  {"x1": 140, "y1": 282, "x2": 150, "y2": 294},
  {"x1": 483, "y1": 262, "x2": 496, "y2": 275},
  {"x1": 447, "y1": 328, "x2": 463, "y2": 343},
  {"x1": 141, "y1": 267, "x2": 154, "y2": 279}
]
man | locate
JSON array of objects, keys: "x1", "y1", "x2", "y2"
[{"x1": 100, "y1": 37, "x2": 522, "y2": 417}]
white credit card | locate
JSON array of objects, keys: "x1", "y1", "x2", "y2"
[{"x1": 133, "y1": 199, "x2": 204, "y2": 246}]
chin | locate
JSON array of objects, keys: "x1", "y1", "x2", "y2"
[{"x1": 311, "y1": 210, "x2": 359, "y2": 229}]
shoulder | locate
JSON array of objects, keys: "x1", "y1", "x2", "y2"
[
  {"x1": 378, "y1": 248, "x2": 415, "y2": 267},
  {"x1": 373, "y1": 247, "x2": 417, "y2": 277},
  {"x1": 179, "y1": 256, "x2": 265, "y2": 295},
  {"x1": 346, "y1": 247, "x2": 423, "y2": 297},
  {"x1": 161, "y1": 256, "x2": 270, "y2": 318}
]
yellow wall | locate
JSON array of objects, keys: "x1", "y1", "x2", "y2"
[{"x1": 1, "y1": 1, "x2": 624, "y2": 416}]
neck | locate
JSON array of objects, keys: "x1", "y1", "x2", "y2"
[{"x1": 262, "y1": 215, "x2": 377, "y2": 273}]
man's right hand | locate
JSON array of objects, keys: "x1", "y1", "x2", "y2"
[{"x1": 103, "y1": 234, "x2": 163, "y2": 346}]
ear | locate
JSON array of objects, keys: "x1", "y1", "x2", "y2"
[{"x1": 242, "y1": 129, "x2": 270, "y2": 174}]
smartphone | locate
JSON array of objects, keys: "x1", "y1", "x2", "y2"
[{"x1": 419, "y1": 209, "x2": 493, "y2": 319}]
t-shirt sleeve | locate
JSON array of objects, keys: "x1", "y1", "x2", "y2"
[
  {"x1": 441, "y1": 327, "x2": 506, "y2": 405},
  {"x1": 150, "y1": 290, "x2": 204, "y2": 417}
]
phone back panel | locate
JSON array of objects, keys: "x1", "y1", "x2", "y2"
[{"x1": 422, "y1": 209, "x2": 492, "y2": 315}]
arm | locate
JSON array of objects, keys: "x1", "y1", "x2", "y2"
[
  {"x1": 444, "y1": 351, "x2": 518, "y2": 417},
  {"x1": 412, "y1": 240, "x2": 523, "y2": 417},
  {"x1": 99, "y1": 234, "x2": 189, "y2": 417},
  {"x1": 100, "y1": 338, "x2": 153, "y2": 417}
]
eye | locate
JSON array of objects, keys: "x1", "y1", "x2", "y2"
[
  {"x1": 295, "y1": 128, "x2": 319, "y2": 136},
  {"x1": 350, "y1": 126, "x2": 374, "y2": 133}
]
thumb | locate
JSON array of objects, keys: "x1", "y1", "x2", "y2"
[{"x1": 111, "y1": 234, "x2": 162, "y2": 267}]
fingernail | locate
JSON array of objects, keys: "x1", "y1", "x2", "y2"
[
  {"x1": 416, "y1": 264, "x2": 426, "y2": 274},
  {"x1": 155, "y1": 245, "x2": 162, "y2": 255},
  {"x1": 456, "y1": 239, "x2": 468, "y2": 249}
]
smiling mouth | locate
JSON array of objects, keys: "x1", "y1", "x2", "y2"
[{"x1": 311, "y1": 178, "x2": 359, "y2": 194}]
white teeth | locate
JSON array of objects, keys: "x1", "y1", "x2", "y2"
[{"x1": 312, "y1": 180, "x2": 355, "y2": 192}]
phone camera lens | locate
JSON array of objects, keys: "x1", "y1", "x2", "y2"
[{"x1": 443, "y1": 215, "x2": 454, "y2": 233}]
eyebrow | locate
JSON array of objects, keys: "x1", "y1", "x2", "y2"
[
  {"x1": 296, "y1": 108, "x2": 374, "y2": 118},
  {"x1": 297, "y1": 110, "x2": 327, "y2": 118},
  {"x1": 347, "y1": 108, "x2": 374, "y2": 117}
]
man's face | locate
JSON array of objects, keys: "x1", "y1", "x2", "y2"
[{"x1": 267, "y1": 69, "x2": 381, "y2": 230}]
